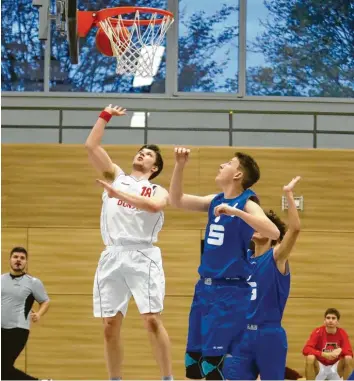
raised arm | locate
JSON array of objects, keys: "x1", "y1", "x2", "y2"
[
  {"x1": 214, "y1": 200, "x2": 280, "y2": 240},
  {"x1": 97, "y1": 179, "x2": 169, "y2": 213},
  {"x1": 273, "y1": 176, "x2": 301, "y2": 268},
  {"x1": 169, "y1": 147, "x2": 215, "y2": 212},
  {"x1": 85, "y1": 104, "x2": 127, "y2": 182}
]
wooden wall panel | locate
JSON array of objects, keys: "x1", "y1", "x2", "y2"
[
  {"x1": 159, "y1": 229, "x2": 201, "y2": 296},
  {"x1": 290, "y1": 232, "x2": 354, "y2": 298},
  {"x1": 13, "y1": 350, "x2": 26, "y2": 375},
  {"x1": 26, "y1": 295, "x2": 106, "y2": 380},
  {"x1": 27, "y1": 228, "x2": 103, "y2": 294},
  {"x1": 283, "y1": 298, "x2": 354, "y2": 374},
  {"x1": 26, "y1": 228, "x2": 200, "y2": 296},
  {"x1": 1, "y1": 145, "x2": 202, "y2": 229},
  {"x1": 1, "y1": 228, "x2": 28, "y2": 271},
  {"x1": 2, "y1": 144, "x2": 100, "y2": 228},
  {"x1": 26, "y1": 294, "x2": 191, "y2": 380},
  {"x1": 120, "y1": 296, "x2": 192, "y2": 380},
  {"x1": 199, "y1": 147, "x2": 354, "y2": 231},
  {"x1": 5, "y1": 145, "x2": 354, "y2": 231}
]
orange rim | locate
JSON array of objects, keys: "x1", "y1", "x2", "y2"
[
  {"x1": 99, "y1": 6, "x2": 173, "y2": 24},
  {"x1": 78, "y1": 7, "x2": 174, "y2": 37}
]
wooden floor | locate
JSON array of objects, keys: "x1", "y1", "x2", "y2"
[{"x1": 2, "y1": 145, "x2": 354, "y2": 379}]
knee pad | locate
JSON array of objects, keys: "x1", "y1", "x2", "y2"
[
  {"x1": 202, "y1": 356, "x2": 225, "y2": 380},
  {"x1": 185, "y1": 352, "x2": 204, "y2": 379}
]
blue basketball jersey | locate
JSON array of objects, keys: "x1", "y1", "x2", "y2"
[
  {"x1": 199, "y1": 189, "x2": 257, "y2": 279},
  {"x1": 247, "y1": 248, "x2": 290, "y2": 324}
]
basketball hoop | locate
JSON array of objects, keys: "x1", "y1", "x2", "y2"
[{"x1": 78, "y1": 7, "x2": 174, "y2": 77}]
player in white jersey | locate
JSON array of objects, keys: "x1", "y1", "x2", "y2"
[{"x1": 85, "y1": 104, "x2": 173, "y2": 381}]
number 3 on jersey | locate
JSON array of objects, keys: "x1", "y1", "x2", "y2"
[{"x1": 207, "y1": 224, "x2": 225, "y2": 246}]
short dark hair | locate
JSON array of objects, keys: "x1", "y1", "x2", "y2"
[
  {"x1": 138, "y1": 144, "x2": 164, "y2": 180},
  {"x1": 235, "y1": 152, "x2": 260, "y2": 189},
  {"x1": 325, "y1": 308, "x2": 340, "y2": 320},
  {"x1": 10, "y1": 247, "x2": 28, "y2": 258},
  {"x1": 266, "y1": 210, "x2": 287, "y2": 246}
]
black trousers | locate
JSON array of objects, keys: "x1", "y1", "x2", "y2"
[{"x1": 1, "y1": 328, "x2": 38, "y2": 380}]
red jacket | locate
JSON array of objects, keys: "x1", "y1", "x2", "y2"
[{"x1": 303, "y1": 326, "x2": 353, "y2": 366}]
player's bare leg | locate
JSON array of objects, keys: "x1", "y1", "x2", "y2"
[
  {"x1": 305, "y1": 355, "x2": 319, "y2": 380},
  {"x1": 142, "y1": 313, "x2": 173, "y2": 379},
  {"x1": 103, "y1": 312, "x2": 124, "y2": 380},
  {"x1": 338, "y1": 356, "x2": 353, "y2": 380}
]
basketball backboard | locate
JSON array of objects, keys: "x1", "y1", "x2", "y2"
[
  {"x1": 65, "y1": 0, "x2": 79, "y2": 64},
  {"x1": 33, "y1": 0, "x2": 79, "y2": 64}
]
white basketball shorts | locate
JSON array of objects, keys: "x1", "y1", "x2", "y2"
[
  {"x1": 93, "y1": 245, "x2": 165, "y2": 318},
  {"x1": 316, "y1": 361, "x2": 341, "y2": 381}
]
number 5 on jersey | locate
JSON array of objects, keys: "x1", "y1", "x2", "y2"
[
  {"x1": 248, "y1": 281, "x2": 257, "y2": 301},
  {"x1": 207, "y1": 224, "x2": 225, "y2": 246}
]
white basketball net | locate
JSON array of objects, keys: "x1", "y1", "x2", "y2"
[{"x1": 99, "y1": 11, "x2": 174, "y2": 77}]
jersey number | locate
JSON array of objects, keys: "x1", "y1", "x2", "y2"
[
  {"x1": 207, "y1": 224, "x2": 225, "y2": 246},
  {"x1": 248, "y1": 281, "x2": 257, "y2": 301},
  {"x1": 141, "y1": 186, "x2": 152, "y2": 197}
]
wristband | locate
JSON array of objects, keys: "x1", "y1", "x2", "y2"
[{"x1": 99, "y1": 111, "x2": 112, "y2": 123}]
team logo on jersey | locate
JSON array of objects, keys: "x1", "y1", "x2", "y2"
[{"x1": 323, "y1": 342, "x2": 338, "y2": 352}]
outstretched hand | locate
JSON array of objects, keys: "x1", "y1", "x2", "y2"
[
  {"x1": 104, "y1": 104, "x2": 127, "y2": 116},
  {"x1": 283, "y1": 176, "x2": 301, "y2": 193},
  {"x1": 174, "y1": 147, "x2": 190, "y2": 166},
  {"x1": 96, "y1": 179, "x2": 117, "y2": 198}
]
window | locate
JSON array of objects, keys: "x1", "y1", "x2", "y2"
[
  {"x1": 178, "y1": 0, "x2": 239, "y2": 92},
  {"x1": 1, "y1": 0, "x2": 44, "y2": 91},
  {"x1": 246, "y1": 0, "x2": 354, "y2": 97}
]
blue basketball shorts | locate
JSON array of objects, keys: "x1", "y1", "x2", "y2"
[
  {"x1": 186, "y1": 278, "x2": 251, "y2": 357},
  {"x1": 223, "y1": 324, "x2": 288, "y2": 380}
]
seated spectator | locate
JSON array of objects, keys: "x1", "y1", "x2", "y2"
[{"x1": 303, "y1": 308, "x2": 353, "y2": 380}]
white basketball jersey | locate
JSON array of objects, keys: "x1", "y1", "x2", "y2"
[{"x1": 100, "y1": 171, "x2": 164, "y2": 247}]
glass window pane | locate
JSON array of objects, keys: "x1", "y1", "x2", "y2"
[
  {"x1": 178, "y1": 0, "x2": 239, "y2": 93},
  {"x1": 246, "y1": 0, "x2": 354, "y2": 97},
  {"x1": 50, "y1": 0, "x2": 167, "y2": 93},
  {"x1": 1, "y1": 0, "x2": 44, "y2": 91}
]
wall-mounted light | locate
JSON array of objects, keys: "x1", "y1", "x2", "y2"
[{"x1": 282, "y1": 196, "x2": 304, "y2": 211}]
